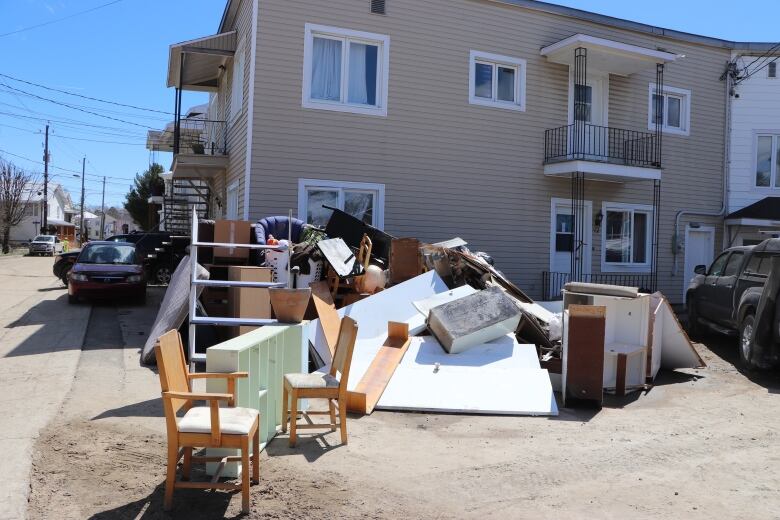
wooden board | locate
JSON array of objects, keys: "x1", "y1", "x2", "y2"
[
  {"x1": 310, "y1": 281, "x2": 340, "y2": 357},
  {"x1": 562, "y1": 305, "x2": 606, "y2": 407},
  {"x1": 348, "y1": 322, "x2": 410, "y2": 414},
  {"x1": 389, "y1": 238, "x2": 422, "y2": 284}
]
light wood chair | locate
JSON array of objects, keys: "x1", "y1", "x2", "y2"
[
  {"x1": 282, "y1": 316, "x2": 358, "y2": 447},
  {"x1": 154, "y1": 329, "x2": 260, "y2": 513},
  {"x1": 328, "y1": 234, "x2": 373, "y2": 301}
]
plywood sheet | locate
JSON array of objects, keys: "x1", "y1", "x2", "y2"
[{"x1": 376, "y1": 335, "x2": 558, "y2": 416}]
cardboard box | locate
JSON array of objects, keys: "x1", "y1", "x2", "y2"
[
  {"x1": 228, "y1": 266, "x2": 272, "y2": 337},
  {"x1": 213, "y1": 220, "x2": 251, "y2": 260}
]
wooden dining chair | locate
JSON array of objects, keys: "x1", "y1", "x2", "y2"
[
  {"x1": 328, "y1": 234, "x2": 373, "y2": 302},
  {"x1": 154, "y1": 329, "x2": 260, "y2": 513},
  {"x1": 282, "y1": 316, "x2": 358, "y2": 447}
]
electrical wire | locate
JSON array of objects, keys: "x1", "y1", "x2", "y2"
[
  {"x1": 0, "y1": 0, "x2": 125, "y2": 39},
  {"x1": 0, "y1": 82, "x2": 156, "y2": 129},
  {"x1": 0, "y1": 73, "x2": 173, "y2": 115}
]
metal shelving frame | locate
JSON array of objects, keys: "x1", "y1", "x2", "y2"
[{"x1": 188, "y1": 208, "x2": 289, "y2": 369}]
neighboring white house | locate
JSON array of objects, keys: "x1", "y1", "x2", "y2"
[
  {"x1": 10, "y1": 183, "x2": 76, "y2": 242},
  {"x1": 726, "y1": 52, "x2": 780, "y2": 247},
  {"x1": 84, "y1": 208, "x2": 139, "y2": 239}
]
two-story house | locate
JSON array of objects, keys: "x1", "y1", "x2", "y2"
[
  {"x1": 149, "y1": 0, "x2": 775, "y2": 303},
  {"x1": 10, "y1": 183, "x2": 76, "y2": 243},
  {"x1": 725, "y1": 50, "x2": 780, "y2": 248}
]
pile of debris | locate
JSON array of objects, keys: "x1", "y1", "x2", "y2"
[{"x1": 142, "y1": 207, "x2": 705, "y2": 416}]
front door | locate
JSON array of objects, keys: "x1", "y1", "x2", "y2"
[
  {"x1": 550, "y1": 198, "x2": 592, "y2": 298},
  {"x1": 571, "y1": 72, "x2": 607, "y2": 159},
  {"x1": 683, "y1": 226, "x2": 714, "y2": 302}
]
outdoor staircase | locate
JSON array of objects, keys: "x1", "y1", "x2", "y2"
[{"x1": 163, "y1": 179, "x2": 210, "y2": 235}]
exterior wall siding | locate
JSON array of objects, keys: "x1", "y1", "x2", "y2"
[
  {"x1": 729, "y1": 54, "x2": 780, "y2": 213},
  {"x1": 246, "y1": 0, "x2": 729, "y2": 303}
]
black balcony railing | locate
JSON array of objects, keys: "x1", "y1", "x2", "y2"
[
  {"x1": 544, "y1": 123, "x2": 660, "y2": 168},
  {"x1": 173, "y1": 118, "x2": 227, "y2": 156},
  {"x1": 541, "y1": 271, "x2": 656, "y2": 300}
]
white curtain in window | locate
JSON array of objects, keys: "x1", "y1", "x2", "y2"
[
  {"x1": 348, "y1": 43, "x2": 368, "y2": 105},
  {"x1": 311, "y1": 37, "x2": 342, "y2": 101}
]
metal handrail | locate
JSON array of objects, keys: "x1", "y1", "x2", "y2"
[{"x1": 544, "y1": 123, "x2": 661, "y2": 168}]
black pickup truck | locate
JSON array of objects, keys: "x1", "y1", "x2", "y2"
[{"x1": 686, "y1": 238, "x2": 780, "y2": 367}]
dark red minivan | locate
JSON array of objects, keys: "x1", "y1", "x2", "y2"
[{"x1": 68, "y1": 241, "x2": 146, "y2": 304}]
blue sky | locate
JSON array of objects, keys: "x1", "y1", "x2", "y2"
[{"x1": 0, "y1": 0, "x2": 777, "y2": 208}]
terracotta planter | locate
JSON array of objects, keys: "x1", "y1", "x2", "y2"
[{"x1": 269, "y1": 287, "x2": 311, "y2": 323}]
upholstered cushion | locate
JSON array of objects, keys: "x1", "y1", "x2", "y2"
[
  {"x1": 284, "y1": 372, "x2": 339, "y2": 389},
  {"x1": 178, "y1": 406, "x2": 258, "y2": 435}
]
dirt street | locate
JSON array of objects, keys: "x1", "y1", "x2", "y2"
[{"x1": 7, "y1": 264, "x2": 780, "y2": 519}]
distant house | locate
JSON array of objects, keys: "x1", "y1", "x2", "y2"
[{"x1": 10, "y1": 183, "x2": 76, "y2": 243}]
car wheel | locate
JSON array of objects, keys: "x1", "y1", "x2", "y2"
[
  {"x1": 154, "y1": 265, "x2": 172, "y2": 285},
  {"x1": 739, "y1": 312, "x2": 758, "y2": 369},
  {"x1": 687, "y1": 301, "x2": 703, "y2": 339}
]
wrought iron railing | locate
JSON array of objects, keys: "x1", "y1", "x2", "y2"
[
  {"x1": 544, "y1": 123, "x2": 660, "y2": 168},
  {"x1": 173, "y1": 118, "x2": 227, "y2": 156},
  {"x1": 541, "y1": 271, "x2": 656, "y2": 300}
]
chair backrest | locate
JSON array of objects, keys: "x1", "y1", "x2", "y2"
[
  {"x1": 155, "y1": 329, "x2": 191, "y2": 416},
  {"x1": 358, "y1": 234, "x2": 372, "y2": 270},
  {"x1": 329, "y1": 317, "x2": 358, "y2": 389}
]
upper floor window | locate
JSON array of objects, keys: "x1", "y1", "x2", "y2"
[
  {"x1": 648, "y1": 84, "x2": 690, "y2": 136},
  {"x1": 302, "y1": 24, "x2": 389, "y2": 116},
  {"x1": 229, "y1": 38, "x2": 245, "y2": 124},
  {"x1": 755, "y1": 134, "x2": 780, "y2": 187},
  {"x1": 469, "y1": 50, "x2": 526, "y2": 111},
  {"x1": 769, "y1": 62, "x2": 777, "y2": 79}
]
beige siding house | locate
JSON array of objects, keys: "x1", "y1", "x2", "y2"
[{"x1": 150, "y1": 0, "x2": 773, "y2": 303}]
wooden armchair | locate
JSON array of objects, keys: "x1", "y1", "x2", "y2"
[
  {"x1": 328, "y1": 234, "x2": 372, "y2": 301},
  {"x1": 154, "y1": 329, "x2": 260, "y2": 513},
  {"x1": 282, "y1": 316, "x2": 358, "y2": 447}
]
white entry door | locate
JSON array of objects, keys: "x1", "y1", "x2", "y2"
[
  {"x1": 570, "y1": 72, "x2": 608, "y2": 158},
  {"x1": 550, "y1": 198, "x2": 592, "y2": 297},
  {"x1": 683, "y1": 226, "x2": 715, "y2": 301}
]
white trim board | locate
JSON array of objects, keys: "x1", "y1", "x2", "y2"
[
  {"x1": 376, "y1": 335, "x2": 558, "y2": 416},
  {"x1": 544, "y1": 160, "x2": 661, "y2": 182}
]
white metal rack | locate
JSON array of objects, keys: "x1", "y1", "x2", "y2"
[{"x1": 188, "y1": 208, "x2": 289, "y2": 368}]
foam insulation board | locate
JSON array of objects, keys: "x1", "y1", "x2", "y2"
[
  {"x1": 377, "y1": 335, "x2": 558, "y2": 416},
  {"x1": 412, "y1": 285, "x2": 477, "y2": 317},
  {"x1": 309, "y1": 271, "x2": 450, "y2": 393},
  {"x1": 427, "y1": 286, "x2": 521, "y2": 354}
]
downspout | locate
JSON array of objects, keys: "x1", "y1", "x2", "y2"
[
  {"x1": 672, "y1": 59, "x2": 732, "y2": 276},
  {"x1": 242, "y1": 0, "x2": 258, "y2": 221}
]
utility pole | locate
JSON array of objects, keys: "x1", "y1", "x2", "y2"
[
  {"x1": 99, "y1": 176, "x2": 106, "y2": 240},
  {"x1": 42, "y1": 124, "x2": 49, "y2": 233},
  {"x1": 79, "y1": 157, "x2": 86, "y2": 245}
]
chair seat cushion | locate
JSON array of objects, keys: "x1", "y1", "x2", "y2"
[
  {"x1": 178, "y1": 406, "x2": 258, "y2": 435},
  {"x1": 284, "y1": 372, "x2": 339, "y2": 389}
]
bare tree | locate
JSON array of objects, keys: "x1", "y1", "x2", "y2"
[{"x1": 0, "y1": 159, "x2": 38, "y2": 254}]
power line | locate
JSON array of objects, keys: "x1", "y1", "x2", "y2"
[
  {"x1": 0, "y1": 109, "x2": 149, "y2": 134},
  {"x1": 0, "y1": 0, "x2": 125, "y2": 39},
  {"x1": 0, "y1": 123, "x2": 145, "y2": 146},
  {"x1": 0, "y1": 82, "x2": 156, "y2": 129},
  {"x1": 0, "y1": 73, "x2": 173, "y2": 115}
]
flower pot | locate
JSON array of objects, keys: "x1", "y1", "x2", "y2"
[{"x1": 269, "y1": 287, "x2": 311, "y2": 323}]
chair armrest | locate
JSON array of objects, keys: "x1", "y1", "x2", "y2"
[
  {"x1": 163, "y1": 391, "x2": 232, "y2": 402},
  {"x1": 187, "y1": 372, "x2": 249, "y2": 380}
]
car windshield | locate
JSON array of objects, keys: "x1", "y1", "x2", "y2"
[
  {"x1": 78, "y1": 244, "x2": 137, "y2": 265},
  {"x1": 33, "y1": 235, "x2": 54, "y2": 242}
]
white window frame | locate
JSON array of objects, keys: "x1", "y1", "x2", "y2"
[
  {"x1": 302, "y1": 23, "x2": 390, "y2": 117},
  {"x1": 647, "y1": 83, "x2": 690, "y2": 136},
  {"x1": 226, "y1": 181, "x2": 239, "y2": 220},
  {"x1": 469, "y1": 50, "x2": 526, "y2": 112},
  {"x1": 229, "y1": 37, "x2": 246, "y2": 124},
  {"x1": 600, "y1": 202, "x2": 654, "y2": 273},
  {"x1": 297, "y1": 178, "x2": 385, "y2": 229},
  {"x1": 753, "y1": 132, "x2": 780, "y2": 189}
]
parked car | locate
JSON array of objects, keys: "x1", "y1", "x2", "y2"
[
  {"x1": 29, "y1": 235, "x2": 64, "y2": 256},
  {"x1": 686, "y1": 238, "x2": 780, "y2": 366},
  {"x1": 53, "y1": 250, "x2": 80, "y2": 285},
  {"x1": 68, "y1": 241, "x2": 146, "y2": 304},
  {"x1": 104, "y1": 231, "x2": 186, "y2": 285}
]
